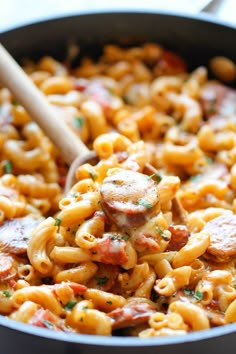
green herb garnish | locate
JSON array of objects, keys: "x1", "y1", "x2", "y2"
[
  {"x1": 106, "y1": 301, "x2": 113, "y2": 305},
  {"x1": 63, "y1": 300, "x2": 77, "y2": 311},
  {"x1": 108, "y1": 233, "x2": 129, "y2": 241},
  {"x1": 194, "y1": 290, "x2": 204, "y2": 301},
  {"x1": 183, "y1": 289, "x2": 192, "y2": 296},
  {"x1": 82, "y1": 306, "x2": 89, "y2": 311},
  {"x1": 55, "y1": 218, "x2": 61, "y2": 227},
  {"x1": 43, "y1": 320, "x2": 55, "y2": 329},
  {"x1": 205, "y1": 156, "x2": 213, "y2": 164},
  {"x1": 147, "y1": 173, "x2": 162, "y2": 183},
  {"x1": 3, "y1": 290, "x2": 11, "y2": 298},
  {"x1": 137, "y1": 199, "x2": 152, "y2": 209},
  {"x1": 97, "y1": 276, "x2": 109, "y2": 286},
  {"x1": 155, "y1": 227, "x2": 170, "y2": 241},
  {"x1": 3, "y1": 160, "x2": 12, "y2": 174},
  {"x1": 190, "y1": 174, "x2": 202, "y2": 182},
  {"x1": 74, "y1": 116, "x2": 85, "y2": 129},
  {"x1": 89, "y1": 170, "x2": 97, "y2": 181}
]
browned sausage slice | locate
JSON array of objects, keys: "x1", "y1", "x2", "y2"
[
  {"x1": 108, "y1": 298, "x2": 157, "y2": 329},
  {"x1": 200, "y1": 82, "x2": 236, "y2": 119},
  {"x1": 0, "y1": 216, "x2": 42, "y2": 255},
  {"x1": 202, "y1": 214, "x2": 236, "y2": 263},
  {"x1": 100, "y1": 170, "x2": 159, "y2": 228}
]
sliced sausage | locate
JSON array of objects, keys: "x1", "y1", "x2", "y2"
[
  {"x1": 202, "y1": 214, "x2": 236, "y2": 263},
  {"x1": 108, "y1": 298, "x2": 157, "y2": 329},
  {"x1": 167, "y1": 225, "x2": 190, "y2": 251},
  {"x1": 29, "y1": 308, "x2": 67, "y2": 331},
  {"x1": 0, "y1": 216, "x2": 42, "y2": 255},
  {"x1": 0, "y1": 253, "x2": 16, "y2": 283},
  {"x1": 100, "y1": 170, "x2": 159, "y2": 228},
  {"x1": 91, "y1": 234, "x2": 128, "y2": 265},
  {"x1": 200, "y1": 82, "x2": 236, "y2": 119}
]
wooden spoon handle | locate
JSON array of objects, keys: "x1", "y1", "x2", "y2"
[{"x1": 0, "y1": 43, "x2": 90, "y2": 165}]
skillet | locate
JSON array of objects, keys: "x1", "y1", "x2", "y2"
[{"x1": 0, "y1": 9, "x2": 236, "y2": 354}]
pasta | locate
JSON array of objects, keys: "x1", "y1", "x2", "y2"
[{"x1": 0, "y1": 42, "x2": 236, "y2": 338}]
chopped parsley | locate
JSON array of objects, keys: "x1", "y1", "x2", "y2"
[
  {"x1": 12, "y1": 100, "x2": 19, "y2": 106},
  {"x1": 155, "y1": 226, "x2": 170, "y2": 241},
  {"x1": 73, "y1": 116, "x2": 85, "y2": 129},
  {"x1": 82, "y1": 306, "x2": 89, "y2": 311},
  {"x1": 55, "y1": 218, "x2": 61, "y2": 227},
  {"x1": 97, "y1": 276, "x2": 109, "y2": 286},
  {"x1": 71, "y1": 230, "x2": 76, "y2": 236},
  {"x1": 190, "y1": 174, "x2": 202, "y2": 182},
  {"x1": 89, "y1": 170, "x2": 97, "y2": 181},
  {"x1": 3, "y1": 160, "x2": 12, "y2": 174},
  {"x1": 72, "y1": 192, "x2": 79, "y2": 198},
  {"x1": 147, "y1": 173, "x2": 162, "y2": 183},
  {"x1": 63, "y1": 300, "x2": 77, "y2": 311},
  {"x1": 205, "y1": 156, "x2": 213, "y2": 164},
  {"x1": 43, "y1": 320, "x2": 55, "y2": 329},
  {"x1": 2, "y1": 290, "x2": 11, "y2": 298},
  {"x1": 182, "y1": 289, "x2": 203, "y2": 300},
  {"x1": 194, "y1": 290, "x2": 204, "y2": 301},
  {"x1": 137, "y1": 199, "x2": 152, "y2": 209},
  {"x1": 106, "y1": 301, "x2": 113, "y2": 305},
  {"x1": 108, "y1": 233, "x2": 129, "y2": 241},
  {"x1": 183, "y1": 289, "x2": 192, "y2": 296}
]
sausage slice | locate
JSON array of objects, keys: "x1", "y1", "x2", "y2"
[
  {"x1": 202, "y1": 214, "x2": 236, "y2": 263},
  {"x1": 0, "y1": 216, "x2": 42, "y2": 255},
  {"x1": 100, "y1": 170, "x2": 159, "y2": 228},
  {"x1": 108, "y1": 298, "x2": 157, "y2": 329},
  {"x1": 200, "y1": 82, "x2": 236, "y2": 119}
]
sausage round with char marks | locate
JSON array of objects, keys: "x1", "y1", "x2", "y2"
[
  {"x1": 200, "y1": 82, "x2": 236, "y2": 119},
  {"x1": 0, "y1": 216, "x2": 42, "y2": 256},
  {"x1": 100, "y1": 170, "x2": 159, "y2": 228},
  {"x1": 202, "y1": 214, "x2": 236, "y2": 263}
]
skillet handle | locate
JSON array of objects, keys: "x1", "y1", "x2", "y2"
[{"x1": 0, "y1": 43, "x2": 90, "y2": 165}]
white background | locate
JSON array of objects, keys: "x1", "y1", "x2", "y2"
[{"x1": 0, "y1": 0, "x2": 235, "y2": 33}]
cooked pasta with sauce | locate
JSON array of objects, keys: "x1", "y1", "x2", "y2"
[{"x1": 0, "y1": 42, "x2": 236, "y2": 337}]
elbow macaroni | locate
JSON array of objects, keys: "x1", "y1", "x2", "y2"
[{"x1": 0, "y1": 42, "x2": 235, "y2": 337}]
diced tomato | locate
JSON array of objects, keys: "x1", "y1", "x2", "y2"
[
  {"x1": 157, "y1": 50, "x2": 186, "y2": 75},
  {"x1": 92, "y1": 237, "x2": 128, "y2": 265},
  {"x1": 167, "y1": 225, "x2": 190, "y2": 251},
  {"x1": 58, "y1": 174, "x2": 66, "y2": 188},
  {"x1": 30, "y1": 308, "x2": 63, "y2": 331},
  {"x1": 68, "y1": 282, "x2": 87, "y2": 295},
  {"x1": 73, "y1": 78, "x2": 89, "y2": 92}
]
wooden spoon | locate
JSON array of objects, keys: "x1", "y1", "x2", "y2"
[
  {"x1": 0, "y1": 44, "x2": 188, "y2": 224},
  {"x1": 0, "y1": 43, "x2": 97, "y2": 192}
]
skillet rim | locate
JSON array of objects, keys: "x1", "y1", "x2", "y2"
[
  {"x1": 0, "y1": 8, "x2": 236, "y2": 347},
  {"x1": 0, "y1": 8, "x2": 236, "y2": 34}
]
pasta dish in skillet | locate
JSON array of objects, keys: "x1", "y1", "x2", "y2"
[{"x1": 0, "y1": 43, "x2": 236, "y2": 336}]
